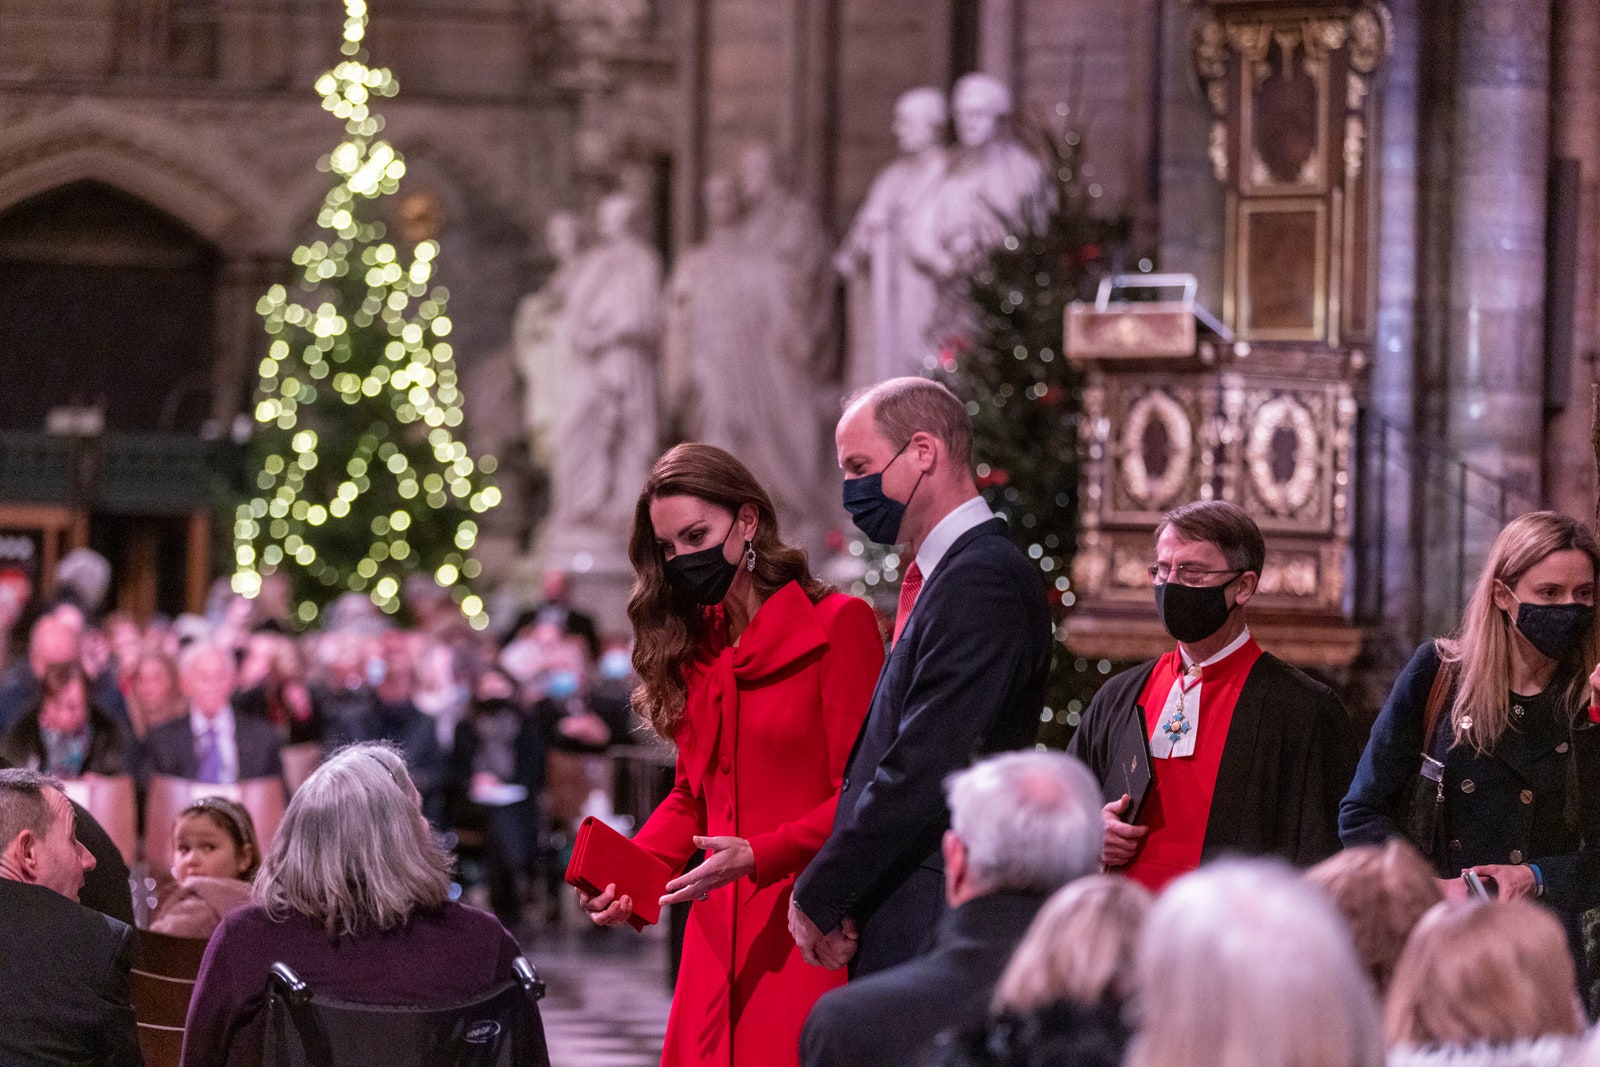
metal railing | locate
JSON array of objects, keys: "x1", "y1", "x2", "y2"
[{"x1": 1355, "y1": 407, "x2": 1542, "y2": 645}]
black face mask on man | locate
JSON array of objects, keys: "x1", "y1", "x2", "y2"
[
  {"x1": 843, "y1": 439, "x2": 925, "y2": 546},
  {"x1": 1154, "y1": 572, "x2": 1244, "y2": 645},
  {"x1": 1508, "y1": 595, "x2": 1594, "y2": 661},
  {"x1": 664, "y1": 520, "x2": 741, "y2": 606}
]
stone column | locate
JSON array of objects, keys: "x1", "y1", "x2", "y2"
[
  {"x1": 1158, "y1": 0, "x2": 1224, "y2": 312},
  {"x1": 1364, "y1": 0, "x2": 1422, "y2": 640},
  {"x1": 1442, "y1": 0, "x2": 1550, "y2": 597},
  {"x1": 1545, "y1": 0, "x2": 1600, "y2": 524}
]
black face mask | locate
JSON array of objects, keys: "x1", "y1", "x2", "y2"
[
  {"x1": 843, "y1": 440, "x2": 924, "y2": 546},
  {"x1": 1512, "y1": 600, "x2": 1594, "y2": 661},
  {"x1": 1154, "y1": 573, "x2": 1243, "y2": 645},
  {"x1": 665, "y1": 522, "x2": 740, "y2": 606}
]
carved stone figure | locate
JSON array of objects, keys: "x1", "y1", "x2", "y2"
[
  {"x1": 666, "y1": 172, "x2": 832, "y2": 554},
  {"x1": 736, "y1": 142, "x2": 839, "y2": 384},
  {"x1": 836, "y1": 87, "x2": 950, "y2": 390},
  {"x1": 545, "y1": 193, "x2": 661, "y2": 546},
  {"x1": 512, "y1": 211, "x2": 582, "y2": 465},
  {"x1": 908, "y1": 73, "x2": 1048, "y2": 341}
]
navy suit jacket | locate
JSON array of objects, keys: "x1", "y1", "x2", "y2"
[
  {"x1": 0, "y1": 878, "x2": 142, "y2": 1067},
  {"x1": 792, "y1": 517, "x2": 1051, "y2": 974},
  {"x1": 144, "y1": 710, "x2": 284, "y2": 782}
]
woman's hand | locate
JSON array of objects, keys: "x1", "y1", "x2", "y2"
[
  {"x1": 660, "y1": 836, "x2": 756, "y2": 905},
  {"x1": 1467, "y1": 863, "x2": 1537, "y2": 901},
  {"x1": 577, "y1": 882, "x2": 635, "y2": 926}
]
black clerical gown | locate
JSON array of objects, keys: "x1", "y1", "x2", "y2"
[{"x1": 1067, "y1": 651, "x2": 1357, "y2": 868}]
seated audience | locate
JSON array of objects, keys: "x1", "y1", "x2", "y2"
[
  {"x1": 450, "y1": 666, "x2": 544, "y2": 927},
  {"x1": 0, "y1": 610, "x2": 131, "y2": 734},
  {"x1": 801, "y1": 751, "x2": 1104, "y2": 1067},
  {"x1": 181, "y1": 742, "x2": 522, "y2": 1067},
  {"x1": 373, "y1": 630, "x2": 446, "y2": 816},
  {"x1": 125, "y1": 649, "x2": 188, "y2": 739},
  {"x1": 1307, "y1": 841, "x2": 1443, "y2": 996},
  {"x1": 0, "y1": 767, "x2": 142, "y2": 1066},
  {"x1": 1386, "y1": 900, "x2": 1584, "y2": 1066},
  {"x1": 146, "y1": 641, "x2": 282, "y2": 783},
  {"x1": 2, "y1": 661, "x2": 134, "y2": 778},
  {"x1": 148, "y1": 796, "x2": 260, "y2": 939},
  {"x1": 234, "y1": 634, "x2": 322, "y2": 745},
  {"x1": 1126, "y1": 860, "x2": 1383, "y2": 1067}
]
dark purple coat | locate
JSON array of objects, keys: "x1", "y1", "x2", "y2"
[{"x1": 181, "y1": 901, "x2": 520, "y2": 1067}]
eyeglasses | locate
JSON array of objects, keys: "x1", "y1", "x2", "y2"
[{"x1": 1147, "y1": 563, "x2": 1246, "y2": 587}]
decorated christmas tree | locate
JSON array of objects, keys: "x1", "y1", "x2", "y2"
[
  {"x1": 938, "y1": 115, "x2": 1131, "y2": 745},
  {"x1": 231, "y1": 0, "x2": 498, "y2": 629}
]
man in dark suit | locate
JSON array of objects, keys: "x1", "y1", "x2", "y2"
[
  {"x1": 800, "y1": 751, "x2": 1103, "y2": 1067},
  {"x1": 145, "y1": 641, "x2": 283, "y2": 782},
  {"x1": 791, "y1": 377, "x2": 1052, "y2": 975},
  {"x1": 0, "y1": 753, "x2": 133, "y2": 924},
  {"x1": 1066, "y1": 500, "x2": 1356, "y2": 891},
  {"x1": 0, "y1": 767, "x2": 143, "y2": 1067}
]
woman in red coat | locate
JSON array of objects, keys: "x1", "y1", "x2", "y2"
[{"x1": 579, "y1": 443, "x2": 883, "y2": 1067}]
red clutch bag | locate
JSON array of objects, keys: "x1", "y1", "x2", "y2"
[{"x1": 564, "y1": 816, "x2": 672, "y2": 931}]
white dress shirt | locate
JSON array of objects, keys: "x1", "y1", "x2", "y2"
[
  {"x1": 189, "y1": 703, "x2": 240, "y2": 784},
  {"x1": 1148, "y1": 627, "x2": 1253, "y2": 760},
  {"x1": 913, "y1": 495, "x2": 996, "y2": 580}
]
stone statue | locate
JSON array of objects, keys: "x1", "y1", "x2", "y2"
[
  {"x1": 908, "y1": 73, "x2": 1048, "y2": 342},
  {"x1": 736, "y1": 142, "x2": 839, "y2": 383},
  {"x1": 512, "y1": 211, "x2": 582, "y2": 465},
  {"x1": 666, "y1": 172, "x2": 832, "y2": 554},
  {"x1": 545, "y1": 193, "x2": 661, "y2": 547},
  {"x1": 836, "y1": 87, "x2": 950, "y2": 390}
]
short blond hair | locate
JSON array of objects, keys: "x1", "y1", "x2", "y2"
[
  {"x1": 991, "y1": 874, "x2": 1151, "y2": 1013},
  {"x1": 1306, "y1": 841, "x2": 1442, "y2": 995},
  {"x1": 1386, "y1": 899, "x2": 1583, "y2": 1048},
  {"x1": 253, "y1": 742, "x2": 451, "y2": 937}
]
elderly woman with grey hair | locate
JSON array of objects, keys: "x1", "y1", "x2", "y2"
[
  {"x1": 1126, "y1": 859, "x2": 1383, "y2": 1067},
  {"x1": 180, "y1": 742, "x2": 521, "y2": 1067}
]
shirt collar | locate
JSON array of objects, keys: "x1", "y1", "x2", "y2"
[
  {"x1": 190, "y1": 702, "x2": 236, "y2": 738},
  {"x1": 1179, "y1": 626, "x2": 1253, "y2": 671},
  {"x1": 914, "y1": 496, "x2": 995, "y2": 579}
]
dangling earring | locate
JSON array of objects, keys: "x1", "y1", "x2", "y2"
[{"x1": 744, "y1": 540, "x2": 757, "y2": 572}]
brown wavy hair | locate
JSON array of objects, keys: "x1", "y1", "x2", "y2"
[{"x1": 627, "y1": 444, "x2": 831, "y2": 740}]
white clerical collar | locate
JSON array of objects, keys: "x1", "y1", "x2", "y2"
[
  {"x1": 914, "y1": 496, "x2": 995, "y2": 580},
  {"x1": 1179, "y1": 626, "x2": 1253, "y2": 672}
]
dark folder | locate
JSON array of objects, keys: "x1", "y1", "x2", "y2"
[
  {"x1": 564, "y1": 816, "x2": 672, "y2": 931},
  {"x1": 1104, "y1": 703, "x2": 1154, "y2": 824}
]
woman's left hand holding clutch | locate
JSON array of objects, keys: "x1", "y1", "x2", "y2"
[{"x1": 660, "y1": 836, "x2": 755, "y2": 905}]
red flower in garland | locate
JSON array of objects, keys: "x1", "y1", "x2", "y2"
[{"x1": 826, "y1": 529, "x2": 847, "y2": 552}]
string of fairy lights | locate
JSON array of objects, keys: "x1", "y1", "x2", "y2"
[{"x1": 232, "y1": 0, "x2": 498, "y2": 629}]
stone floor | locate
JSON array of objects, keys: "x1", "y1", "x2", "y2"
[{"x1": 519, "y1": 920, "x2": 672, "y2": 1067}]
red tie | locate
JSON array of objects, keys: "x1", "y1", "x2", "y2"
[{"x1": 893, "y1": 561, "x2": 924, "y2": 646}]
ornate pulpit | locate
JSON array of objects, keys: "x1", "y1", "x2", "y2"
[{"x1": 1062, "y1": 0, "x2": 1388, "y2": 669}]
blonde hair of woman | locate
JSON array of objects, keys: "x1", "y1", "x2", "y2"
[
  {"x1": 1438, "y1": 511, "x2": 1600, "y2": 756},
  {"x1": 1386, "y1": 899, "x2": 1583, "y2": 1050},
  {"x1": 991, "y1": 874, "x2": 1151, "y2": 1014}
]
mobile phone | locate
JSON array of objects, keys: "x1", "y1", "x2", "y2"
[{"x1": 1462, "y1": 870, "x2": 1497, "y2": 900}]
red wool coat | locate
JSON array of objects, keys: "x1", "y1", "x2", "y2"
[{"x1": 633, "y1": 582, "x2": 883, "y2": 1067}]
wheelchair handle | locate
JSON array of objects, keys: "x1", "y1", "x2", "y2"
[
  {"x1": 512, "y1": 956, "x2": 546, "y2": 1002},
  {"x1": 269, "y1": 961, "x2": 312, "y2": 1007}
]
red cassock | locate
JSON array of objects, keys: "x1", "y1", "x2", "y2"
[{"x1": 632, "y1": 581, "x2": 884, "y2": 1067}]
